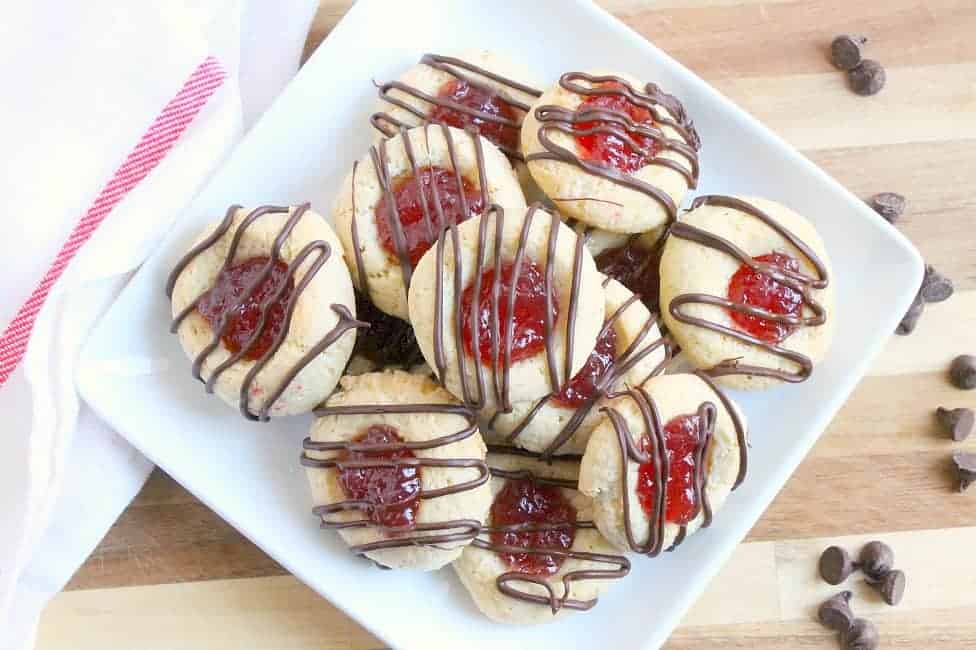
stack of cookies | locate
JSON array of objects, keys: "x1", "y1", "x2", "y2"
[{"x1": 166, "y1": 50, "x2": 835, "y2": 625}]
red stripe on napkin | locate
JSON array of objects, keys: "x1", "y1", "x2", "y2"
[{"x1": 0, "y1": 56, "x2": 227, "y2": 387}]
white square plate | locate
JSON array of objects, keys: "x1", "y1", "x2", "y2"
[{"x1": 78, "y1": 0, "x2": 923, "y2": 647}]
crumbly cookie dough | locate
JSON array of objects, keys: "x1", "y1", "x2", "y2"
[
  {"x1": 333, "y1": 124, "x2": 526, "y2": 320},
  {"x1": 659, "y1": 195, "x2": 835, "y2": 390},
  {"x1": 407, "y1": 204, "x2": 605, "y2": 411},
  {"x1": 578, "y1": 373, "x2": 746, "y2": 554},
  {"x1": 169, "y1": 204, "x2": 356, "y2": 419},
  {"x1": 522, "y1": 71, "x2": 699, "y2": 234},
  {"x1": 453, "y1": 449, "x2": 628, "y2": 624},
  {"x1": 482, "y1": 279, "x2": 668, "y2": 456},
  {"x1": 303, "y1": 371, "x2": 491, "y2": 570}
]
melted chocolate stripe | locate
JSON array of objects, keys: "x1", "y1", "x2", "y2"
[
  {"x1": 669, "y1": 195, "x2": 829, "y2": 382},
  {"x1": 301, "y1": 400, "x2": 490, "y2": 554},
  {"x1": 167, "y1": 204, "x2": 365, "y2": 420}
]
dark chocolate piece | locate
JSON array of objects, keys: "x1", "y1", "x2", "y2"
[
  {"x1": 469, "y1": 446, "x2": 630, "y2": 614},
  {"x1": 895, "y1": 290, "x2": 924, "y2": 335},
  {"x1": 921, "y1": 264, "x2": 954, "y2": 303},
  {"x1": 868, "y1": 191, "x2": 905, "y2": 223},
  {"x1": 818, "y1": 590, "x2": 855, "y2": 632},
  {"x1": 858, "y1": 541, "x2": 894, "y2": 580},
  {"x1": 820, "y1": 545, "x2": 857, "y2": 585},
  {"x1": 599, "y1": 374, "x2": 747, "y2": 556},
  {"x1": 842, "y1": 618, "x2": 880, "y2": 650},
  {"x1": 526, "y1": 72, "x2": 700, "y2": 224},
  {"x1": 953, "y1": 451, "x2": 976, "y2": 492},
  {"x1": 300, "y1": 401, "x2": 489, "y2": 554},
  {"x1": 166, "y1": 204, "x2": 365, "y2": 420},
  {"x1": 371, "y1": 53, "x2": 542, "y2": 162},
  {"x1": 949, "y1": 354, "x2": 976, "y2": 390},
  {"x1": 668, "y1": 195, "x2": 830, "y2": 383},
  {"x1": 874, "y1": 569, "x2": 906, "y2": 606},
  {"x1": 936, "y1": 406, "x2": 974, "y2": 442},
  {"x1": 830, "y1": 34, "x2": 868, "y2": 71},
  {"x1": 848, "y1": 59, "x2": 886, "y2": 96}
]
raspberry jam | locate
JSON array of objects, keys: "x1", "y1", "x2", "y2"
[
  {"x1": 550, "y1": 325, "x2": 617, "y2": 408},
  {"x1": 636, "y1": 413, "x2": 704, "y2": 525},
  {"x1": 595, "y1": 240, "x2": 662, "y2": 311},
  {"x1": 429, "y1": 78, "x2": 521, "y2": 153},
  {"x1": 338, "y1": 425, "x2": 421, "y2": 530},
  {"x1": 196, "y1": 257, "x2": 293, "y2": 360},
  {"x1": 460, "y1": 261, "x2": 557, "y2": 365},
  {"x1": 375, "y1": 165, "x2": 484, "y2": 267},
  {"x1": 575, "y1": 81, "x2": 660, "y2": 174},
  {"x1": 726, "y1": 252, "x2": 803, "y2": 343},
  {"x1": 490, "y1": 478, "x2": 576, "y2": 576}
]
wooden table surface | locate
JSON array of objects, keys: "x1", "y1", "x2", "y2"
[{"x1": 36, "y1": 1, "x2": 976, "y2": 648}]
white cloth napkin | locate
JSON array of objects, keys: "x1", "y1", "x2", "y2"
[{"x1": 0, "y1": 1, "x2": 318, "y2": 647}]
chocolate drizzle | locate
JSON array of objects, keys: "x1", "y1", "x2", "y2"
[
  {"x1": 371, "y1": 53, "x2": 542, "y2": 162},
  {"x1": 600, "y1": 373, "x2": 747, "y2": 556},
  {"x1": 432, "y1": 203, "x2": 585, "y2": 412},
  {"x1": 166, "y1": 204, "x2": 365, "y2": 421},
  {"x1": 487, "y1": 294, "x2": 675, "y2": 460},
  {"x1": 349, "y1": 124, "x2": 489, "y2": 310},
  {"x1": 526, "y1": 72, "x2": 700, "y2": 223},
  {"x1": 471, "y1": 447, "x2": 630, "y2": 614},
  {"x1": 668, "y1": 195, "x2": 830, "y2": 383},
  {"x1": 300, "y1": 402, "x2": 490, "y2": 554}
]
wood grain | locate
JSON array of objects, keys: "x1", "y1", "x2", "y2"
[{"x1": 39, "y1": 0, "x2": 976, "y2": 648}]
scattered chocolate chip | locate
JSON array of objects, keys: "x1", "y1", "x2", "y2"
[
  {"x1": 858, "y1": 541, "x2": 894, "y2": 581},
  {"x1": 921, "y1": 265, "x2": 954, "y2": 303},
  {"x1": 818, "y1": 590, "x2": 855, "y2": 632},
  {"x1": 830, "y1": 34, "x2": 868, "y2": 70},
  {"x1": 953, "y1": 451, "x2": 976, "y2": 492},
  {"x1": 820, "y1": 545, "x2": 858, "y2": 584},
  {"x1": 949, "y1": 354, "x2": 976, "y2": 390},
  {"x1": 842, "y1": 618, "x2": 880, "y2": 650},
  {"x1": 895, "y1": 292, "x2": 924, "y2": 335},
  {"x1": 868, "y1": 192, "x2": 906, "y2": 223},
  {"x1": 873, "y1": 569, "x2": 906, "y2": 606},
  {"x1": 848, "y1": 59, "x2": 886, "y2": 96},
  {"x1": 936, "y1": 407, "x2": 974, "y2": 441}
]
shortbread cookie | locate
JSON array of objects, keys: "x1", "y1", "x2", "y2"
[
  {"x1": 407, "y1": 203, "x2": 605, "y2": 411},
  {"x1": 301, "y1": 371, "x2": 491, "y2": 570},
  {"x1": 578, "y1": 373, "x2": 747, "y2": 555},
  {"x1": 453, "y1": 447, "x2": 629, "y2": 624},
  {"x1": 167, "y1": 204, "x2": 359, "y2": 420},
  {"x1": 660, "y1": 195, "x2": 834, "y2": 390},
  {"x1": 333, "y1": 124, "x2": 526, "y2": 320},
  {"x1": 371, "y1": 51, "x2": 543, "y2": 164},
  {"x1": 482, "y1": 279, "x2": 671, "y2": 457},
  {"x1": 522, "y1": 71, "x2": 700, "y2": 233}
]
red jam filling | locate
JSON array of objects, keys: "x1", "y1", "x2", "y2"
[
  {"x1": 636, "y1": 413, "x2": 703, "y2": 525},
  {"x1": 429, "y1": 78, "x2": 521, "y2": 153},
  {"x1": 460, "y1": 260, "x2": 557, "y2": 365},
  {"x1": 595, "y1": 240, "x2": 662, "y2": 310},
  {"x1": 338, "y1": 425, "x2": 421, "y2": 530},
  {"x1": 550, "y1": 325, "x2": 617, "y2": 408},
  {"x1": 490, "y1": 478, "x2": 576, "y2": 576},
  {"x1": 574, "y1": 81, "x2": 660, "y2": 174},
  {"x1": 375, "y1": 165, "x2": 484, "y2": 267},
  {"x1": 196, "y1": 256, "x2": 293, "y2": 360},
  {"x1": 726, "y1": 252, "x2": 803, "y2": 344}
]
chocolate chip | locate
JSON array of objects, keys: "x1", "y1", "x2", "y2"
[
  {"x1": 842, "y1": 618, "x2": 880, "y2": 650},
  {"x1": 953, "y1": 451, "x2": 976, "y2": 492},
  {"x1": 895, "y1": 292, "x2": 924, "y2": 335},
  {"x1": 858, "y1": 541, "x2": 894, "y2": 581},
  {"x1": 936, "y1": 407, "x2": 974, "y2": 441},
  {"x1": 848, "y1": 59, "x2": 886, "y2": 96},
  {"x1": 818, "y1": 590, "x2": 855, "y2": 632},
  {"x1": 820, "y1": 545, "x2": 857, "y2": 584},
  {"x1": 949, "y1": 354, "x2": 976, "y2": 389},
  {"x1": 875, "y1": 569, "x2": 906, "y2": 606},
  {"x1": 831, "y1": 34, "x2": 868, "y2": 70},
  {"x1": 921, "y1": 265, "x2": 954, "y2": 303},
  {"x1": 868, "y1": 192, "x2": 906, "y2": 223}
]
